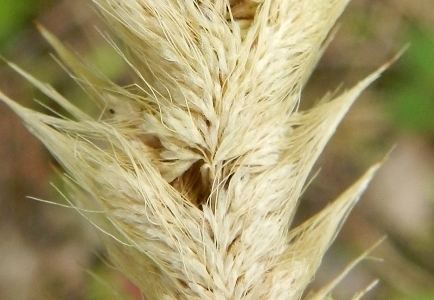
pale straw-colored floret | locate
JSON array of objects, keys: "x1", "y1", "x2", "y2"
[{"x1": 1, "y1": 0, "x2": 396, "y2": 299}]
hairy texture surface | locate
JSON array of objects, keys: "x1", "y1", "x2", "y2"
[{"x1": 1, "y1": 0, "x2": 389, "y2": 299}]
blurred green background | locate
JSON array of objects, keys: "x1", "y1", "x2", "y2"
[{"x1": 0, "y1": 0, "x2": 433, "y2": 299}]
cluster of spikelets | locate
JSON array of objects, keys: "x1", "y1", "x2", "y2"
[{"x1": 0, "y1": 0, "x2": 396, "y2": 299}]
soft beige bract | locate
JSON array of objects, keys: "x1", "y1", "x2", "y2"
[{"x1": 1, "y1": 0, "x2": 391, "y2": 299}]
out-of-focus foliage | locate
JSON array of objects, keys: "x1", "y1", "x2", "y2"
[
  {"x1": 0, "y1": 0, "x2": 45, "y2": 48},
  {"x1": 399, "y1": 290, "x2": 434, "y2": 300},
  {"x1": 385, "y1": 26, "x2": 434, "y2": 135}
]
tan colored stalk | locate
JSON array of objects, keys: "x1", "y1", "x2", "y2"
[{"x1": 1, "y1": 1, "x2": 395, "y2": 299}]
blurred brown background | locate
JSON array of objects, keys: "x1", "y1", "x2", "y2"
[{"x1": 0, "y1": 0, "x2": 433, "y2": 299}]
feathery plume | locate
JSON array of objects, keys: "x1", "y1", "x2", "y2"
[{"x1": 1, "y1": 1, "x2": 392, "y2": 298}]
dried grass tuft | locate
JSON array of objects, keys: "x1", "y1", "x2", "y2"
[{"x1": 1, "y1": 1, "x2": 397, "y2": 299}]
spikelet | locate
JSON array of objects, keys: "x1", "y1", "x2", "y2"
[{"x1": 1, "y1": 1, "x2": 391, "y2": 299}]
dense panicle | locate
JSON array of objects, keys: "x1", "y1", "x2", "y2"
[{"x1": 1, "y1": 0, "x2": 389, "y2": 299}]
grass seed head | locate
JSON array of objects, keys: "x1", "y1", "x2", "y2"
[{"x1": 1, "y1": 1, "x2": 392, "y2": 299}]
